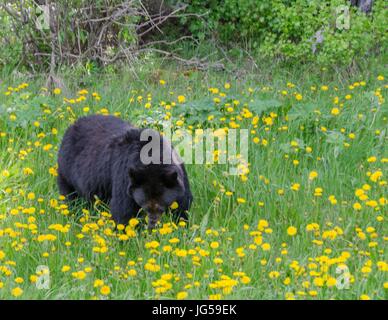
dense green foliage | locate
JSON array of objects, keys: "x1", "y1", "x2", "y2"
[
  {"x1": 0, "y1": 9, "x2": 21, "y2": 72},
  {"x1": 182, "y1": 0, "x2": 387, "y2": 65}
]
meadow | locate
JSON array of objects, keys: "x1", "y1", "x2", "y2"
[{"x1": 0, "y1": 59, "x2": 387, "y2": 300}]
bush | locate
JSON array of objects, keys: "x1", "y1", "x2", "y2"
[
  {"x1": 0, "y1": 8, "x2": 22, "y2": 72},
  {"x1": 180, "y1": 0, "x2": 387, "y2": 66},
  {"x1": 260, "y1": 0, "x2": 387, "y2": 65}
]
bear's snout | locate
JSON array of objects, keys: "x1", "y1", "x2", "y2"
[
  {"x1": 144, "y1": 201, "x2": 164, "y2": 215},
  {"x1": 144, "y1": 201, "x2": 164, "y2": 229}
]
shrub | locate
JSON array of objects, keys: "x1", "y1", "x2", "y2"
[
  {"x1": 180, "y1": 0, "x2": 387, "y2": 66},
  {"x1": 260, "y1": 0, "x2": 387, "y2": 65},
  {"x1": 0, "y1": 8, "x2": 22, "y2": 72}
]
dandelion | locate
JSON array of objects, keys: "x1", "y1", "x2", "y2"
[
  {"x1": 61, "y1": 265, "x2": 71, "y2": 272},
  {"x1": 49, "y1": 167, "x2": 58, "y2": 176},
  {"x1": 129, "y1": 218, "x2": 139, "y2": 228},
  {"x1": 328, "y1": 195, "x2": 338, "y2": 205},
  {"x1": 367, "y1": 156, "x2": 377, "y2": 163},
  {"x1": 145, "y1": 241, "x2": 160, "y2": 249},
  {"x1": 269, "y1": 271, "x2": 280, "y2": 279},
  {"x1": 177, "y1": 291, "x2": 188, "y2": 300},
  {"x1": 128, "y1": 269, "x2": 137, "y2": 277},
  {"x1": 309, "y1": 171, "x2": 318, "y2": 181},
  {"x1": 261, "y1": 243, "x2": 271, "y2": 251},
  {"x1": 313, "y1": 277, "x2": 324, "y2": 287},
  {"x1": 314, "y1": 187, "x2": 323, "y2": 197},
  {"x1": 369, "y1": 170, "x2": 382, "y2": 182},
  {"x1": 331, "y1": 108, "x2": 340, "y2": 116},
  {"x1": 353, "y1": 202, "x2": 362, "y2": 210},
  {"x1": 210, "y1": 241, "x2": 219, "y2": 249},
  {"x1": 11, "y1": 287, "x2": 23, "y2": 297},
  {"x1": 237, "y1": 197, "x2": 246, "y2": 204},
  {"x1": 287, "y1": 226, "x2": 297, "y2": 236},
  {"x1": 14, "y1": 277, "x2": 24, "y2": 284},
  {"x1": 170, "y1": 201, "x2": 179, "y2": 210},
  {"x1": 27, "y1": 192, "x2": 36, "y2": 200},
  {"x1": 309, "y1": 291, "x2": 318, "y2": 297},
  {"x1": 23, "y1": 168, "x2": 34, "y2": 175},
  {"x1": 100, "y1": 285, "x2": 111, "y2": 295},
  {"x1": 1, "y1": 170, "x2": 10, "y2": 177},
  {"x1": 240, "y1": 276, "x2": 251, "y2": 284},
  {"x1": 94, "y1": 279, "x2": 104, "y2": 287}
]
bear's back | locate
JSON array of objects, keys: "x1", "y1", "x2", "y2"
[
  {"x1": 58, "y1": 115, "x2": 135, "y2": 198},
  {"x1": 70, "y1": 115, "x2": 132, "y2": 143}
]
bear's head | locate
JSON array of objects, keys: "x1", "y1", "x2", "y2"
[{"x1": 128, "y1": 165, "x2": 184, "y2": 228}]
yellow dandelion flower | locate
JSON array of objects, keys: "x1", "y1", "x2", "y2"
[
  {"x1": 100, "y1": 285, "x2": 111, "y2": 295},
  {"x1": 287, "y1": 226, "x2": 297, "y2": 236},
  {"x1": 11, "y1": 287, "x2": 23, "y2": 297},
  {"x1": 177, "y1": 291, "x2": 188, "y2": 300}
]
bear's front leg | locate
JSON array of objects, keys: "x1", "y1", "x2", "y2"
[
  {"x1": 110, "y1": 183, "x2": 140, "y2": 226},
  {"x1": 109, "y1": 170, "x2": 141, "y2": 226},
  {"x1": 110, "y1": 196, "x2": 140, "y2": 226}
]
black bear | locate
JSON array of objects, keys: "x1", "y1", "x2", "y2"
[{"x1": 57, "y1": 114, "x2": 193, "y2": 228}]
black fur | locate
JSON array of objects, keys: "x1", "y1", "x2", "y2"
[{"x1": 57, "y1": 115, "x2": 193, "y2": 226}]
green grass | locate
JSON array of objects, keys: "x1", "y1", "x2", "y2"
[{"x1": 0, "y1": 56, "x2": 387, "y2": 300}]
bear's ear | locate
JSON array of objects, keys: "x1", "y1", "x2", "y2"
[
  {"x1": 118, "y1": 128, "x2": 140, "y2": 146},
  {"x1": 163, "y1": 170, "x2": 178, "y2": 188},
  {"x1": 129, "y1": 168, "x2": 143, "y2": 186}
]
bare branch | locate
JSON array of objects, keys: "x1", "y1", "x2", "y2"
[{"x1": 1, "y1": 0, "x2": 218, "y2": 72}]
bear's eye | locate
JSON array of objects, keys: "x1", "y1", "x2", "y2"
[
  {"x1": 129, "y1": 168, "x2": 144, "y2": 185},
  {"x1": 163, "y1": 174, "x2": 178, "y2": 188}
]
